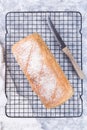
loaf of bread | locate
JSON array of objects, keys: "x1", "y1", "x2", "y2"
[{"x1": 12, "y1": 33, "x2": 73, "y2": 108}]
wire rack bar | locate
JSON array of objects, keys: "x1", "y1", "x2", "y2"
[{"x1": 5, "y1": 11, "x2": 83, "y2": 118}]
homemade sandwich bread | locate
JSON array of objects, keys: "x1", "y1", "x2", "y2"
[{"x1": 12, "y1": 33, "x2": 73, "y2": 108}]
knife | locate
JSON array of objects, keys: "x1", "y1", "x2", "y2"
[{"x1": 47, "y1": 16, "x2": 85, "y2": 79}]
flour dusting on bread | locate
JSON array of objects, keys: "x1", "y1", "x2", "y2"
[
  {"x1": 12, "y1": 40, "x2": 33, "y2": 69},
  {"x1": 27, "y1": 43, "x2": 42, "y2": 76},
  {"x1": 12, "y1": 33, "x2": 73, "y2": 108}
]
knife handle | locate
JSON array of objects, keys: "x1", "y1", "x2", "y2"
[{"x1": 62, "y1": 47, "x2": 85, "y2": 79}]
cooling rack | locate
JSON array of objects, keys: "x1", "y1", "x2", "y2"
[{"x1": 5, "y1": 11, "x2": 83, "y2": 118}]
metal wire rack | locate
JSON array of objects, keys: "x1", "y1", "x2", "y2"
[{"x1": 5, "y1": 11, "x2": 83, "y2": 118}]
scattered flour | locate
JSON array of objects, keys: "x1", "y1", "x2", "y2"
[
  {"x1": 39, "y1": 65, "x2": 57, "y2": 101},
  {"x1": 14, "y1": 39, "x2": 63, "y2": 102},
  {"x1": 27, "y1": 43, "x2": 42, "y2": 76},
  {"x1": 26, "y1": 42, "x2": 62, "y2": 101},
  {"x1": 54, "y1": 87, "x2": 63, "y2": 101},
  {"x1": 14, "y1": 40, "x2": 34, "y2": 69}
]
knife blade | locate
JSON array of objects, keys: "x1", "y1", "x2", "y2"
[{"x1": 47, "y1": 16, "x2": 85, "y2": 79}]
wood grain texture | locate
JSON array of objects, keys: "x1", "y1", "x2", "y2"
[{"x1": 62, "y1": 47, "x2": 85, "y2": 79}]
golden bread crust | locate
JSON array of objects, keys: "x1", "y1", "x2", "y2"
[{"x1": 12, "y1": 33, "x2": 73, "y2": 108}]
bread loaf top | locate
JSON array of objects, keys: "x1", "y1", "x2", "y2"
[{"x1": 12, "y1": 33, "x2": 73, "y2": 108}]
